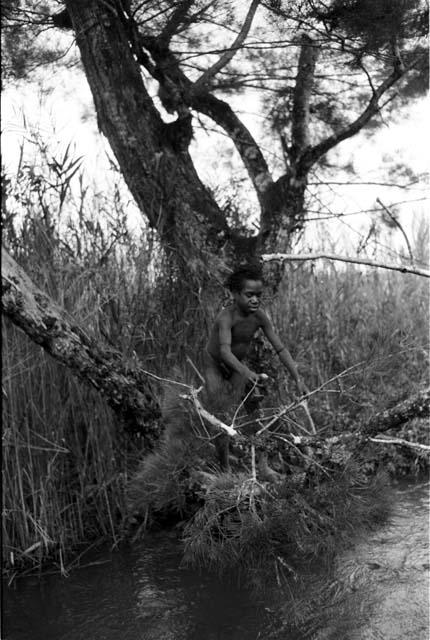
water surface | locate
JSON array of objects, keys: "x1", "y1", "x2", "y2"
[{"x1": 3, "y1": 480, "x2": 429, "y2": 640}]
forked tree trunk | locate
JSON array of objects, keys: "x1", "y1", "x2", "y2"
[{"x1": 65, "y1": 0, "x2": 232, "y2": 272}]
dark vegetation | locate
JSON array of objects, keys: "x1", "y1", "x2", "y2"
[{"x1": 2, "y1": 140, "x2": 428, "y2": 584}]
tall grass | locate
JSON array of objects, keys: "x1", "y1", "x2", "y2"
[
  {"x1": 269, "y1": 245, "x2": 429, "y2": 429},
  {"x1": 1, "y1": 137, "x2": 214, "y2": 574},
  {"x1": 2, "y1": 136, "x2": 428, "y2": 574}
]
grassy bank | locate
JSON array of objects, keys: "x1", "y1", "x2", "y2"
[{"x1": 2, "y1": 152, "x2": 429, "y2": 577}]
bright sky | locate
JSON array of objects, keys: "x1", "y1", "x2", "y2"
[{"x1": 2, "y1": 57, "x2": 428, "y2": 266}]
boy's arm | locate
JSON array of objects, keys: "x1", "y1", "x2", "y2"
[
  {"x1": 260, "y1": 313, "x2": 306, "y2": 394},
  {"x1": 218, "y1": 314, "x2": 259, "y2": 383}
]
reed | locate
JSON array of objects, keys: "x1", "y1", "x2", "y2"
[
  {"x1": 2, "y1": 135, "x2": 428, "y2": 575},
  {"x1": 265, "y1": 243, "x2": 429, "y2": 430}
]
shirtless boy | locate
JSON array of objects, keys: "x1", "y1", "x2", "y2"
[{"x1": 205, "y1": 265, "x2": 306, "y2": 476}]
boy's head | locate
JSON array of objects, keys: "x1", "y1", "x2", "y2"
[
  {"x1": 225, "y1": 265, "x2": 264, "y2": 293},
  {"x1": 226, "y1": 265, "x2": 264, "y2": 314}
]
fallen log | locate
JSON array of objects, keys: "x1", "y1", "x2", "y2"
[
  {"x1": 1, "y1": 248, "x2": 160, "y2": 446},
  {"x1": 359, "y1": 387, "x2": 430, "y2": 436}
]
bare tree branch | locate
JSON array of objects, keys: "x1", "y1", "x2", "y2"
[
  {"x1": 139, "y1": 35, "x2": 275, "y2": 208},
  {"x1": 194, "y1": 0, "x2": 260, "y2": 89},
  {"x1": 190, "y1": 91, "x2": 274, "y2": 203},
  {"x1": 261, "y1": 252, "x2": 430, "y2": 278},
  {"x1": 297, "y1": 55, "x2": 419, "y2": 173},
  {"x1": 376, "y1": 197, "x2": 414, "y2": 263},
  {"x1": 369, "y1": 437, "x2": 430, "y2": 452},
  {"x1": 180, "y1": 388, "x2": 239, "y2": 437}
]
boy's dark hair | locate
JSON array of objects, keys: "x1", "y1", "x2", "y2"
[{"x1": 226, "y1": 264, "x2": 264, "y2": 292}]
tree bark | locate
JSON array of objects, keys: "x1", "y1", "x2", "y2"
[
  {"x1": 358, "y1": 387, "x2": 430, "y2": 437},
  {"x1": 64, "y1": 0, "x2": 230, "y2": 270},
  {"x1": 1, "y1": 248, "x2": 160, "y2": 447}
]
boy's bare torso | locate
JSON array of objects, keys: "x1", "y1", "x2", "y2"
[{"x1": 207, "y1": 306, "x2": 265, "y2": 363}]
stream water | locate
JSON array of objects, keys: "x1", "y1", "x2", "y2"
[{"x1": 2, "y1": 479, "x2": 429, "y2": 640}]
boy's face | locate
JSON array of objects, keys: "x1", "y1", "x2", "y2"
[{"x1": 233, "y1": 279, "x2": 263, "y2": 315}]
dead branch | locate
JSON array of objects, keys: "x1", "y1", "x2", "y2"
[
  {"x1": 262, "y1": 252, "x2": 430, "y2": 278},
  {"x1": 369, "y1": 437, "x2": 430, "y2": 452},
  {"x1": 180, "y1": 388, "x2": 238, "y2": 437},
  {"x1": 182, "y1": 383, "x2": 429, "y2": 448}
]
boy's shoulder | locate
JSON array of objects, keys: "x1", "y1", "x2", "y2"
[
  {"x1": 214, "y1": 306, "x2": 235, "y2": 323},
  {"x1": 254, "y1": 307, "x2": 270, "y2": 325}
]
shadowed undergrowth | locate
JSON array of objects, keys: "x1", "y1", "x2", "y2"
[
  {"x1": 125, "y1": 384, "x2": 394, "y2": 594},
  {"x1": 126, "y1": 414, "x2": 392, "y2": 595}
]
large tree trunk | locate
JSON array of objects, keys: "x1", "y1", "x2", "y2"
[
  {"x1": 64, "y1": 0, "x2": 232, "y2": 271},
  {"x1": 2, "y1": 248, "x2": 160, "y2": 448}
]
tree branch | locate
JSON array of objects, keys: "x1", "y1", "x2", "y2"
[
  {"x1": 369, "y1": 437, "x2": 430, "y2": 452},
  {"x1": 159, "y1": 0, "x2": 194, "y2": 46},
  {"x1": 180, "y1": 388, "x2": 238, "y2": 437},
  {"x1": 261, "y1": 252, "x2": 430, "y2": 278},
  {"x1": 290, "y1": 33, "x2": 319, "y2": 162},
  {"x1": 1, "y1": 248, "x2": 160, "y2": 445},
  {"x1": 140, "y1": 36, "x2": 274, "y2": 208},
  {"x1": 193, "y1": 0, "x2": 260, "y2": 89},
  {"x1": 376, "y1": 197, "x2": 414, "y2": 263},
  {"x1": 297, "y1": 59, "x2": 412, "y2": 172},
  {"x1": 190, "y1": 91, "x2": 274, "y2": 203},
  {"x1": 359, "y1": 387, "x2": 430, "y2": 437}
]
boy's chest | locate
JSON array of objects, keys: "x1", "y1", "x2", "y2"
[{"x1": 231, "y1": 316, "x2": 261, "y2": 343}]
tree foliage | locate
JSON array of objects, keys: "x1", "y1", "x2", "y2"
[{"x1": 2, "y1": 1, "x2": 427, "y2": 262}]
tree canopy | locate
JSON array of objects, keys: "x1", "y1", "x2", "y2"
[{"x1": 2, "y1": 0, "x2": 428, "y2": 266}]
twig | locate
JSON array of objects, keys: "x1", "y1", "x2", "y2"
[
  {"x1": 186, "y1": 355, "x2": 205, "y2": 384},
  {"x1": 180, "y1": 387, "x2": 238, "y2": 437},
  {"x1": 299, "y1": 399, "x2": 316, "y2": 434},
  {"x1": 369, "y1": 437, "x2": 430, "y2": 452},
  {"x1": 273, "y1": 434, "x2": 331, "y2": 477},
  {"x1": 251, "y1": 443, "x2": 257, "y2": 481},
  {"x1": 140, "y1": 368, "x2": 193, "y2": 389},
  {"x1": 231, "y1": 379, "x2": 258, "y2": 427},
  {"x1": 376, "y1": 197, "x2": 414, "y2": 263}
]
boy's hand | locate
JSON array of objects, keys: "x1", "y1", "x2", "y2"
[{"x1": 243, "y1": 368, "x2": 260, "y2": 385}]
